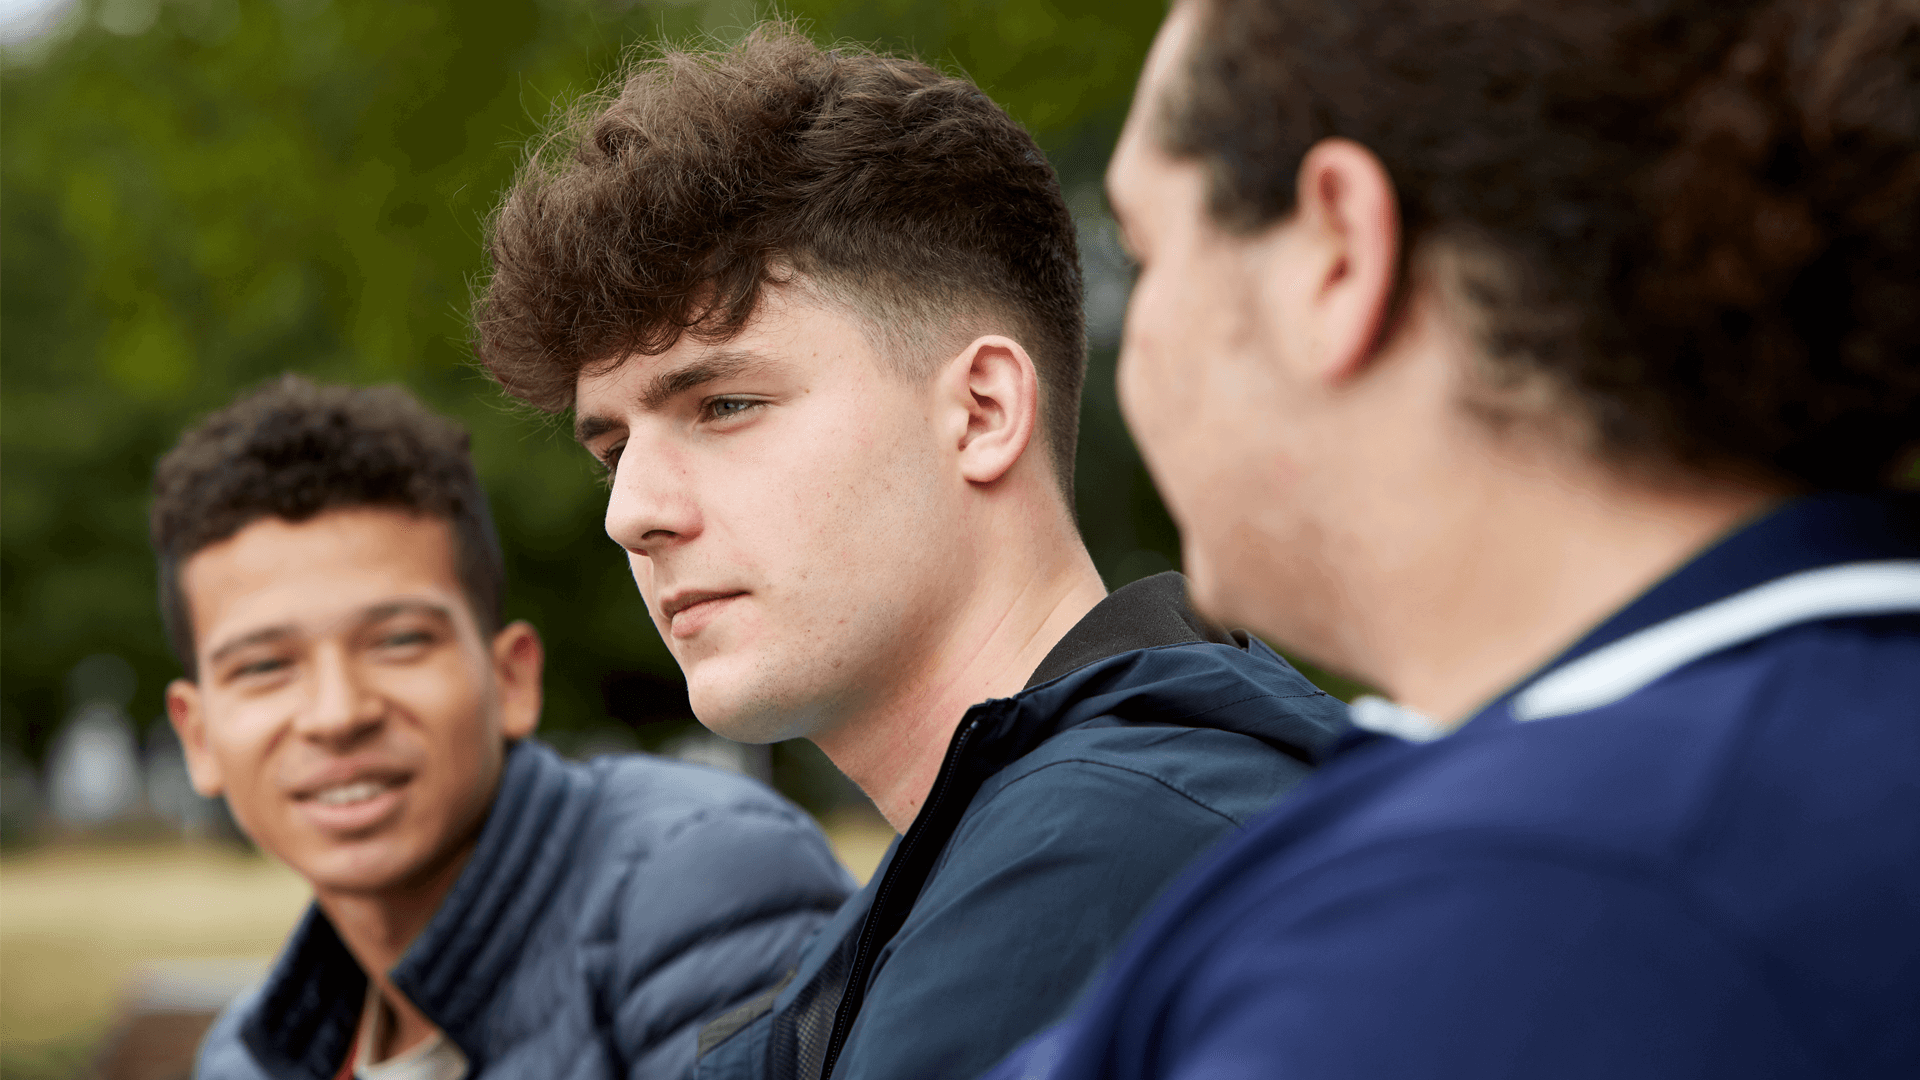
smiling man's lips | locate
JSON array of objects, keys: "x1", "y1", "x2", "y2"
[
  {"x1": 311, "y1": 778, "x2": 399, "y2": 806},
  {"x1": 290, "y1": 766, "x2": 411, "y2": 802},
  {"x1": 294, "y1": 772, "x2": 411, "y2": 835}
]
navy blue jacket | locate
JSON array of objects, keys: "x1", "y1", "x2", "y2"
[
  {"x1": 694, "y1": 573, "x2": 1351, "y2": 1080},
  {"x1": 197, "y1": 739, "x2": 853, "y2": 1080},
  {"x1": 988, "y1": 492, "x2": 1920, "y2": 1080}
]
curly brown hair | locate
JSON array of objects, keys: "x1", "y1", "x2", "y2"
[
  {"x1": 473, "y1": 23, "x2": 1087, "y2": 496},
  {"x1": 151, "y1": 374, "x2": 505, "y2": 677},
  {"x1": 1166, "y1": 0, "x2": 1920, "y2": 489}
]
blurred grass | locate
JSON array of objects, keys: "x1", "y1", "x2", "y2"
[
  {"x1": 820, "y1": 808, "x2": 897, "y2": 886},
  {"x1": 0, "y1": 815, "x2": 896, "y2": 1074},
  {"x1": 0, "y1": 840, "x2": 307, "y2": 1065}
]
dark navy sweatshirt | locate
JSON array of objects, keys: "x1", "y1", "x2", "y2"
[{"x1": 987, "y1": 492, "x2": 1920, "y2": 1080}]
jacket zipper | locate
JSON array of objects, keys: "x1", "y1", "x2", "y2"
[{"x1": 816, "y1": 713, "x2": 984, "y2": 1080}]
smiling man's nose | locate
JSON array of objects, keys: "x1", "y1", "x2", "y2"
[
  {"x1": 604, "y1": 453, "x2": 702, "y2": 556},
  {"x1": 295, "y1": 645, "x2": 383, "y2": 747}
]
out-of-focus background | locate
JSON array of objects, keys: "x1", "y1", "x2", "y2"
[{"x1": 0, "y1": 0, "x2": 1361, "y2": 1074}]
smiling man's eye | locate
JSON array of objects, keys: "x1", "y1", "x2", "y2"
[
  {"x1": 232, "y1": 657, "x2": 292, "y2": 680},
  {"x1": 377, "y1": 629, "x2": 434, "y2": 649}
]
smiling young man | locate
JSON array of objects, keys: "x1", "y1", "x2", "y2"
[
  {"x1": 471, "y1": 24, "x2": 1349, "y2": 1080},
  {"x1": 158, "y1": 375, "x2": 852, "y2": 1080},
  {"x1": 980, "y1": 0, "x2": 1920, "y2": 1077}
]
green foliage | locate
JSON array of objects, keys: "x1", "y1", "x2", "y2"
[{"x1": 1, "y1": 0, "x2": 1219, "y2": 770}]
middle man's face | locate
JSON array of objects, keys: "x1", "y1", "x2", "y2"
[{"x1": 576, "y1": 285, "x2": 976, "y2": 745}]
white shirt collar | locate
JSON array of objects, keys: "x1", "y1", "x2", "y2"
[{"x1": 355, "y1": 983, "x2": 468, "y2": 1080}]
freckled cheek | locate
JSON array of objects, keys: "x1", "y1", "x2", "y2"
[{"x1": 774, "y1": 435, "x2": 882, "y2": 535}]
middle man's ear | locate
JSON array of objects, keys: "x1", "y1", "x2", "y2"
[{"x1": 941, "y1": 335, "x2": 1040, "y2": 487}]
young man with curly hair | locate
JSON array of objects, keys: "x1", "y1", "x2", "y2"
[
  {"x1": 160, "y1": 376, "x2": 852, "y2": 1080},
  {"x1": 471, "y1": 24, "x2": 1349, "y2": 1080},
  {"x1": 986, "y1": 0, "x2": 1920, "y2": 1077}
]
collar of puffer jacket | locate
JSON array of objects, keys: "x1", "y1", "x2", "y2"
[{"x1": 240, "y1": 739, "x2": 596, "y2": 1079}]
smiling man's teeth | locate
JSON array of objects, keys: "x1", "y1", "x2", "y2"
[{"x1": 314, "y1": 780, "x2": 391, "y2": 806}]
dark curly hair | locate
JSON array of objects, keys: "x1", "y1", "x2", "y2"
[
  {"x1": 1166, "y1": 0, "x2": 1920, "y2": 489},
  {"x1": 472, "y1": 22, "x2": 1087, "y2": 497},
  {"x1": 151, "y1": 374, "x2": 505, "y2": 676}
]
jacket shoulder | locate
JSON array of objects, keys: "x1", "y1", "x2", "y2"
[
  {"x1": 568, "y1": 753, "x2": 851, "y2": 943},
  {"x1": 586, "y1": 753, "x2": 817, "y2": 838},
  {"x1": 574, "y1": 756, "x2": 852, "y2": 1070},
  {"x1": 194, "y1": 985, "x2": 273, "y2": 1080},
  {"x1": 983, "y1": 721, "x2": 1314, "y2": 832},
  {"x1": 835, "y1": 728, "x2": 1301, "y2": 1080}
]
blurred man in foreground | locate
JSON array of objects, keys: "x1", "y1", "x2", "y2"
[
  {"x1": 158, "y1": 375, "x2": 851, "y2": 1080},
  {"x1": 986, "y1": 0, "x2": 1920, "y2": 1077},
  {"x1": 472, "y1": 24, "x2": 1348, "y2": 1080}
]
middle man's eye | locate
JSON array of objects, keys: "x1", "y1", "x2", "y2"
[{"x1": 701, "y1": 397, "x2": 765, "y2": 422}]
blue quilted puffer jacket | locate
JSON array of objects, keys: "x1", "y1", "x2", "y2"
[{"x1": 196, "y1": 738, "x2": 854, "y2": 1080}]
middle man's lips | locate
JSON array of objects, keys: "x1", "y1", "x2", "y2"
[{"x1": 666, "y1": 591, "x2": 746, "y2": 638}]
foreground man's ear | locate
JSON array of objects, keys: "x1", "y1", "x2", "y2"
[
  {"x1": 945, "y1": 334, "x2": 1041, "y2": 486},
  {"x1": 492, "y1": 620, "x2": 544, "y2": 740},
  {"x1": 1284, "y1": 136, "x2": 1403, "y2": 387},
  {"x1": 166, "y1": 678, "x2": 225, "y2": 798}
]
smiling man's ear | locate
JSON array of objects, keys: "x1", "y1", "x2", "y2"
[
  {"x1": 491, "y1": 620, "x2": 544, "y2": 741},
  {"x1": 166, "y1": 678, "x2": 226, "y2": 798},
  {"x1": 942, "y1": 335, "x2": 1041, "y2": 486}
]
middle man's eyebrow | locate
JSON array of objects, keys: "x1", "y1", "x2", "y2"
[
  {"x1": 573, "y1": 350, "x2": 777, "y2": 444},
  {"x1": 639, "y1": 350, "x2": 777, "y2": 411}
]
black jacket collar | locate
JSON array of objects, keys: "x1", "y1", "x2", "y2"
[{"x1": 1025, "y1": 572, "x2": 1238, "y2": 689}]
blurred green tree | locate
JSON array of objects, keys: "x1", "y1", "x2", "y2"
[{"x1": 1, "y1": 0, "x2": 1356, "y2": 785}]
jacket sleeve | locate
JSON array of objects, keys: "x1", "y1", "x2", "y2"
[
  {"x1": 609, "y1": 797, "x2": 855, "y2": 1080},
  {"x1": 834, "y1": 758, "x2": 1251, "y2": 1080}
]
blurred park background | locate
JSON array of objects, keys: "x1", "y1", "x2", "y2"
[{"x1": 0, "y1": 0, "x2": 1360, "y2": 1073}]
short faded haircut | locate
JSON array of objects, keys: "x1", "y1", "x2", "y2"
[
  {"x1": 472, "y1": 22, "x2": 1088, "y2": 498},
  {"x1": 151, "y1": 374, "x2": 505, "y2": 678}
]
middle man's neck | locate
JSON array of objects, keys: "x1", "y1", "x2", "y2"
[{"x1": 814, "y1": 549, "x2": 1108, "y2": 833}]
